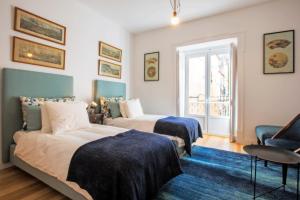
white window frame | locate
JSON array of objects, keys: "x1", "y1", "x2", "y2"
[{"x1": 184, "y1": 46, "x2": 231, "y2": 119}]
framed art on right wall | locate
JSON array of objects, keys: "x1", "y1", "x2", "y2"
[
  {"x1": 144, "y1": 52, "x2": 159, "y2": 81},
  {"x1": 264, "y1": 30, "x2": 294, "y2": 74}
]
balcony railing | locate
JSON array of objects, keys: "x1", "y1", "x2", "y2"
[{"x1": 188, "y1": 97, "x2": 230, "y2": 117}]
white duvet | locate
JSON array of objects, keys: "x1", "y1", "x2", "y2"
[
  {"x1": 14, "y1": 124, "x2": 128, "y2": 200},
  {"x1": 104, "y1": 114, "x2": 185, "y2": 147}
]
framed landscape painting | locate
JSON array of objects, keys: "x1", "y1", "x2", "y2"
[
  {"x1": 14, "y1": 7, "x2": 66, "y2": 45},
  {"x1": 144, "y1": 52, "x2": 159, "y2": 81},
  {"x1": 99, "y1": 42, "x2": 122, "y2": 62},
  {"x1": 12, "y1": 37, "x2": 65, "y2": 69},
  {"x1": 98, "y1": 60, "x2": 121, "y2": 79},
  {"x1": 264, "y1": 30, "x2": 294, "y2": 74}
]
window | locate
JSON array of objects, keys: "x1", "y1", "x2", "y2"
[
  {"x1": 209, "y1": 52, "x2": 230, "y2": 117},
  {"x1": 187, "y1": 56, "x2": 206, "y2": 115},
  {"x1": 178, "y1": 38, "x2": 238, "y2": 137},
  {"x1": 186, "y1": 48, "x2": 230, "y2": 118}
]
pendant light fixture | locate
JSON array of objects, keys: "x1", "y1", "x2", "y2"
[{"x1": 170, "y1": 0, "x2": 180, "y2": 26}]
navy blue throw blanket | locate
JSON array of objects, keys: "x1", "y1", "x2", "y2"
[
  {"x1": 154, "y1": 116, "x2": 202, "y2": 156},
  {"x1": 67, "y1": 129, "x2": 182, "y2": 200}
]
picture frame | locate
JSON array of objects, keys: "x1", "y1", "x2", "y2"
[
  {"x1": 144, "y1": 52, "x2": 159, "y2": 81},
  {"x1": 99, "y1": 42, "x2": 122, "y2": 62},
  {"x1": 263, "y1": 30, "x2": 294, "y2": 74},
  {"x1": 98, "y1": 60, "x2": 122, "y2": 79},
  {"x1": 12, "y1": 36, "x2": 65, "y2": 70},
  {"x1": 14, "y1": 7, "x2": 66, "y2": 45}
]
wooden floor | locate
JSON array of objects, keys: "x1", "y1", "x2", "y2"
[
  {"x1": 195, "y1": 134, "x2": 245, "y2": 153},
  {"x1": 0, "y1": 166, "x2": 69, "y2": 200},
  {"x1": 0, "y1": 135, "x2": 243, "y2": 200}
]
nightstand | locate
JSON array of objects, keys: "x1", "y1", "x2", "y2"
[{"x1": 89, "y1": 113, "x2": 104, "y2": 125}]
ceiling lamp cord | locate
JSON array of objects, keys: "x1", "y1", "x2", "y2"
[{"x1": 170, "y1": 0, "x2": 180, "y2": 25}]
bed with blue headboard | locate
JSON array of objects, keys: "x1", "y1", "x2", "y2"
[
  {"x1": 2, "y1": 68, "x2": 73, "y2": 163},
  {"x1": 1, "y1": 68, "x2": 86, "y2": 200},
  {"x1": 94, "y1": 79, "x2": 126, "y2": 101},
  {"x1": 94, "y1": 79, "x2": 202, "y2": 156}
]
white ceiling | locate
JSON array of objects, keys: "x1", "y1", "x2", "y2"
[{"x1": 78, "y1": 0, "x2": 275, "y2": 33}]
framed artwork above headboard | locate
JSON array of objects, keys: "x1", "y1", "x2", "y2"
[{"x1": 1, "y1": 68, "x2": 73, "y2": 163}]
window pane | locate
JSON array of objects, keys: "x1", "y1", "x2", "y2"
[
  {"x1": 209, "y1": 53, "x2": 230, "y2": 117},
  {"x1": 209, "y1": 102, "x2": 230, "y2": 117},
  {"x1": 188, "y1": 56, "x2": 206, "y2": 115}
]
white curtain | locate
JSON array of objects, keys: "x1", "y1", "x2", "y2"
[{"x1": 229, "y1": 43, "x2": 238, "y2": 142}]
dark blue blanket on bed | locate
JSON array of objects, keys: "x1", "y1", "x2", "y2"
[
  {"x1": 67, "y1": 129, "x2": 182, "y2": 200},
  {"x1": 153, "y1": 116, "x2": 202, "y2": 156}
]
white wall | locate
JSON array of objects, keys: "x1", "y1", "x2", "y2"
[
  {"x1": 0, "y1": 0, "x2": 132, "y2": 169},
  {"x1": 132, "y1": 0, "x2": 300, "y2": 144}
]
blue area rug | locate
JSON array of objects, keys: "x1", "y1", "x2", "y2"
[{"x1": 156, "y1": 146, "x2": 297, "y2": 200}]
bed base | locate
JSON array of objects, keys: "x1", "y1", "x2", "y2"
[
  {"x1": 10, "y1": 144, "x2": 185, "y2": 200},
  {"x1": 10, "y1": 145, "x2": 87, "y2": 200}
]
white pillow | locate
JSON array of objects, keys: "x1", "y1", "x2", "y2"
[
  {"x1": 119, "y1": 101, "x2": 128, "y2": 118},
  {"x1": 41, "y1": 104, "x2": 52, "y2": 133},
  {"x1": 125, "y1": 99, "x2": 144, "y2": 118},
  {"x1": 45, "y1": 101, "x2": 91, "y2": 134},
  {"x1": 40, "y1": 101, "x2": 85, "y2": 134}
]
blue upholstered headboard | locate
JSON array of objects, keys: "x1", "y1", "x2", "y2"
[
  {"x1": 94, "y1": 80, "x2": 126, "y2": 101},
  {"x1": 1, "y1": 68, "x2": 73, "y2": 163}
]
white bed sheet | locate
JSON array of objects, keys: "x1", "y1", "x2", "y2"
[
  {"x1": 13, "y1": 124, "x2": 128, "y2": 200},
  {"x1": 104, "y1": 114, "x2": 185, "y2": 147}
]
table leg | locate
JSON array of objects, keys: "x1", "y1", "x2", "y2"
[
  {"x1": 282, "y1": 164, "x2": 288, "y2": 191},
  {"x1": 253, "y1": 156, "x2": 257, "y2": 199},
  {"x1": 250, "y1": 156, "x2": 253, "y2": 183},
  {"x1": 297, "y1": 163, "x2": 299, "y2": 200}
]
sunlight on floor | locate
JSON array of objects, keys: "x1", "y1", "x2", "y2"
[{"x1": 195, "y1": 134, "x2": 245, "y2": 154}]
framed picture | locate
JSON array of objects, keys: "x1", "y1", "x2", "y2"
[
  {"x1": 144, "y1": 52, "x2": 159, "y2": 81},
  {"x1": 12, "y1": 36, "x2": 65, "y2": 70},
  {"x1": 264, "y1": 30, "x2": 294, "y2": 74},
  {"x1": 14, "y1": 7, "x2": 66, "y2": 45},
  {"x1": 99, "y1": 42, "x2": 122, "y2": 62},
  {"x1": 98, "y1": 60, "x2": 121, "y2": 79}
]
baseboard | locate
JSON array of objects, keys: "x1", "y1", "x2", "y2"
[
  {"x1": 204, "y1": 132, "x2": 229, "y2": 138},
  {"x1": 236, "y1": 136, "x2": 257, "y2": 145},
  {"x1": 0, "y1": 162, "x2": 12, "y2": 170}
]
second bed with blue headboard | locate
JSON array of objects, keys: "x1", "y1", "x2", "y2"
[{"x1": 94, "y1": 80, "x2": 203, "y2": 156}]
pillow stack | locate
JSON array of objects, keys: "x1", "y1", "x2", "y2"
[
  {"x1": 20, "y1": 96, "x2": 91, "y2": 134},
  {"x1": 99, "y1": 96, "x2": 124, "y2": 119},
  {"x1": 124, "y1": 99, "x2": 144, "y2": 118},
  {"x1": 20, "y1": 96, "x2": 75, "y2": 131},
  {"x1": 99, "y1": 97, "x2": 144, "y2": 119}
]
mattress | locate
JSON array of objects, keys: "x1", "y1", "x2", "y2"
[
  {"x1": 13, "y1": 124, "x2": 129, "y2": 200},
  {"x1": 104, "y1": 114, "x2": 185, "y2": 147}
]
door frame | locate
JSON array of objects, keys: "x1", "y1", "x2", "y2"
[
  {"x1": 175, "y1": 35, "x2": 245, "y2": 143},
  {"x1": 184, "y1": 46, "x2": 231, "y2": 134}
]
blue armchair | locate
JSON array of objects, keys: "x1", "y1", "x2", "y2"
[
  {"x1": 255, "y1": 125, "x2": 283, "y2": 167},
  {"x1": 256, "y1": 125, "x2": 283, "y2": 145},
  {"x1": 255, "y1": 115, "x2": 300, "y2": 185},
  {"x1": 265, "y1": 114, "x2": 300, "y2": 151}
]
